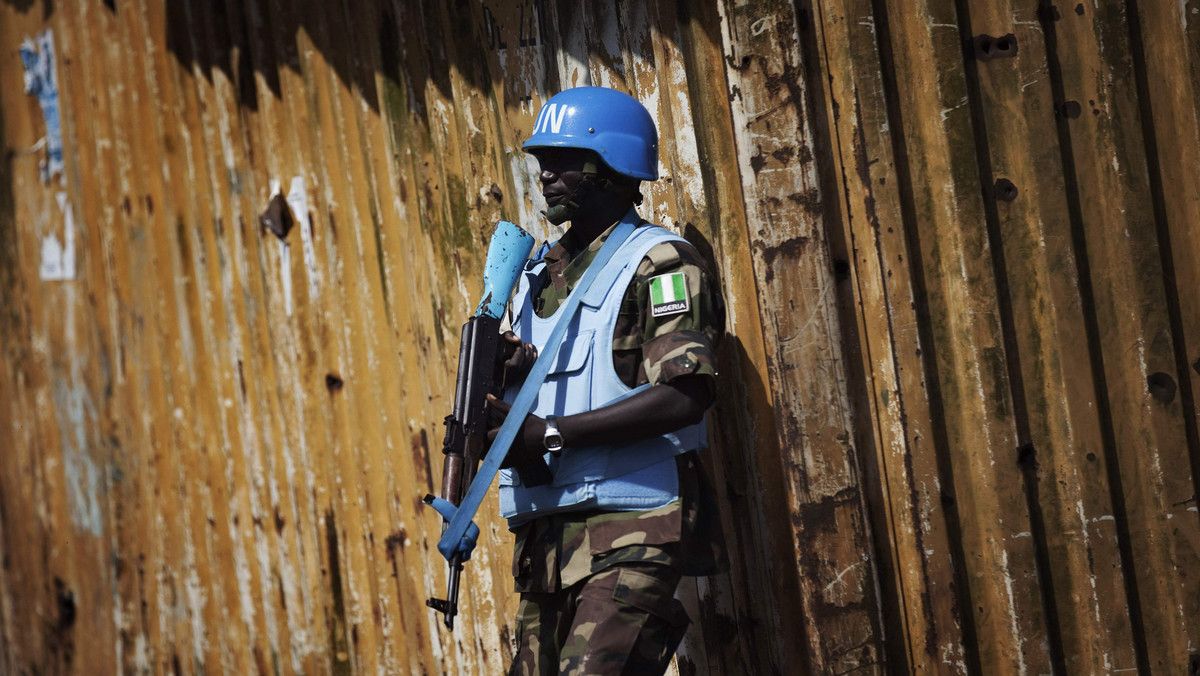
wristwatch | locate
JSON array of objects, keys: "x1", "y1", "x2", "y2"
[{"x1": 543, "y1": 415, "x2": 565, "y2": 456}]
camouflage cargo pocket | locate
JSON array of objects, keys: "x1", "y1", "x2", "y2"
[{"x1": 559, "y1": 565, "x2": 688, "y2": 675}]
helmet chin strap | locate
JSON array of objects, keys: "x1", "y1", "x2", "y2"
[
  {"x1": 541, "y1": 185, "x2": 589, "y2": 226},
  {"x1": 541, "y1": 158, "x2": 639, "y2": 225}
]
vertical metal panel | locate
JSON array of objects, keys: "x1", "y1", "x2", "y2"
[
  {"x1": 807, "y1": 0, "x2": 968, "y2": 670},
  {"x1": 957, "y1": 0, "x2": 1139, "y2": 671},
  {"x1": 716, "y1": 0, "x2": 886, "y2": 672},
  {"x1": 1130, "y1": 0, "x2": 1200, "y2": 588},
  {"x1": 866, "y1": 0, "x2": 1054, "y2": 672},
  {"x1": 658, "y1": 3, "x2": 805, "y2": 673},
  {"x1": 1046, "y1": 1, "x2": 1200, "y2": 671}
]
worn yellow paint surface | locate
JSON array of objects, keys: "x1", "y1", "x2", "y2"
[{"x1": 1, "y1": 1, "x2": 1198, "y2": 674}]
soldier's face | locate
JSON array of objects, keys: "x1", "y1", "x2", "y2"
[{"x1": 536, "y1": 148, "x2": 590, "y2": 207}]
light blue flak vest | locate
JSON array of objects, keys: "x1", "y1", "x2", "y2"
[{"x1": 498, "y1": 219, "x2": 707, "y2": 523}]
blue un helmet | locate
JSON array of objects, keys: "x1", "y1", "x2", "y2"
[{"x1": 523, "y1": 87, "x2": 659, "y2": 181}]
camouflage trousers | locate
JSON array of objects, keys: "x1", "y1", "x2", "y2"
[{"x1": 508, "y1": 563, "x2": 689, "y2": 676}]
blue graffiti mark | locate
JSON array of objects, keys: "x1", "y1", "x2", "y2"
[{"x1": 19, "y1": 30, "x2": 64, "y2": 185}]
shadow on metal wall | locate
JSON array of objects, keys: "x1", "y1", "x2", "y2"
[
  {"x1": 0, "y1": 81, "x2": 17, "y2": 337},
  {"x1": 1, "y1": 0, "x2": 48, "y2": 17},
  {"x1": 124, "y1": 0, "x2": 727, "y2": 116}
]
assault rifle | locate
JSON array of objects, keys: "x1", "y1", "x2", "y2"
[{"x1": 425, "y1": 221, "x2": 550, "y2": 630}]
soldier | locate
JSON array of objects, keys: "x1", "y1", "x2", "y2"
[{"x1": 487, "y1": 86, "x2": 726, "y2": 675}]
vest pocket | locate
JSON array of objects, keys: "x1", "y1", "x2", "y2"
[{"x1": 538, "y1": 329, "x2": 594, "y2": 417}]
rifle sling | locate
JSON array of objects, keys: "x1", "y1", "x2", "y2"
[{"x1": 436, "y1": 217, "x2": 638, "y2": 560}]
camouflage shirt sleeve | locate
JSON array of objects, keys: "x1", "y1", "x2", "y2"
[{"x1": 611, "y1": 240, "x2": 725, "y2": 390}]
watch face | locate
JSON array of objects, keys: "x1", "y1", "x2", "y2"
[{"x1": 544, "y1": 416, "x2": 563, "y2": 453}]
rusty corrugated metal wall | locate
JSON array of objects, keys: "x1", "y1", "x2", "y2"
[{"x1": 0, "y1": 0, "x2": 1197, "y2": 674}]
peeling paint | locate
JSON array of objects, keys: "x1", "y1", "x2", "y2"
[
  {"x1": 283, "y1": 177, "x2": 318, "y2": 299},
  {"x1": 51, "y1": 369, "x2": 102, "y2": 536},
  {"x1": 40, "y1": 192, "x2": 76, "y2": 281},
  {"x1": 19, "y1": 30, "x2": 64, "y2": 184},
  {"x1": 279, "y1": 240, "x2": 293, "y2": 317}
]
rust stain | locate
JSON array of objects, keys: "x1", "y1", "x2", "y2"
[
  {"x1": 759, "y1": 236, "x2": 811, "y2": 285},
  {"x1": 411, "y1": 429, "x2": 433, "y2": 493},
  {"x1": 384, "y1": 528, "x2": 408, "y2": 561},
  {"x1": 787, "y1": 188, "x2": 822, "y2": 214}
]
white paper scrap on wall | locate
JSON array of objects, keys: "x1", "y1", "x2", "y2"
[{"x1": 40, "y1": 192, "x2": 76, "y2": 281}]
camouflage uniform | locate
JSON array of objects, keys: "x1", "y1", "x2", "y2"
[{"x1": 508, "y1": 219, "x2": 726, "y2": 676}]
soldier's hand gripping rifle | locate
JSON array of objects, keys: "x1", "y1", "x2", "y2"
[{"x1": 424, "y1": 221, "x2": 550, "y2": 630}]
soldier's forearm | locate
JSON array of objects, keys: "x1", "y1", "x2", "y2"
[{"x1": 554, "y1": 374, "x2": 712, "y2": 450}]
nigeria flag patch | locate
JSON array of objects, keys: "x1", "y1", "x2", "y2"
[{"x1": 649, "y1": 272, "x2": 690, "y2": 317}]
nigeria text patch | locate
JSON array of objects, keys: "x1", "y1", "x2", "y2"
[{"x1": 649, "y1": 272, "x2": 690, "y2": 317}]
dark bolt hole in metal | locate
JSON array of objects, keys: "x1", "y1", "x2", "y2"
[
  {"x1": 994, "y1": 179, "x2": 1019, "y2": 202},
  {"x1": 326, "y1": 373, "x2": 345, "y2": 393},
  {"x1": 832, "y1": 258, "x2": 851, "y2": 281},
  {"x1": 972, "y1": 34, "x2": 1019, "y2": 61},
  {"x1": 1059, "y1": 100, "x2": 1082, "y2": 118},
  {"x1": 260, "y1": 192, "x2": 295, "y2": 240},
  {"x1": 1147, "y1": 371, "x2": 1177, "y2": 405}
]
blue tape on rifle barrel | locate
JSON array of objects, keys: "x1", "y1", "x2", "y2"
[{"x1": 475, "y1": 221, "x2": 534, "y2": 319}]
